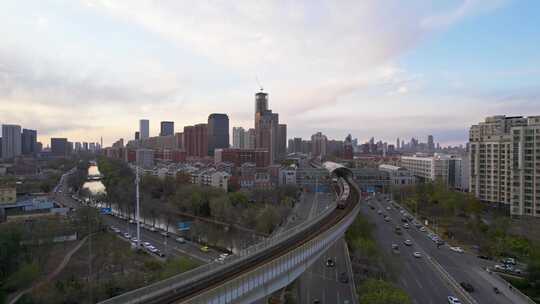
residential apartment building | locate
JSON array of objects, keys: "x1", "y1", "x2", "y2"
[
  {"x1": 401, "y1": 153, "x2": 463, "y2": 188},
  {"x1": 470, "y1": 115, "x2": 540, "y2": 216},
  {"x1": 1, "y1": 124, "x2": 22, "y2": 159}
]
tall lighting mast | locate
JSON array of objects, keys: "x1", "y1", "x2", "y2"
[{"x1": 135, "y1": 165, "x2": 141, "y2": 248}]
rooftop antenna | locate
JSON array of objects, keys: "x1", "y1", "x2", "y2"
[{"x1": 256, "y1": 76, "x2": 264, "y2": 92}]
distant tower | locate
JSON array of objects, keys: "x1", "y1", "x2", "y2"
[
  {"x1": 396, "y1": 137, "x2": 400, "y2": 150},
  {"x1": 139, "y1": 119, "x2": 149, "y2": 139},
  {"x1": 207, "y1": 114, "x2": 229, "y2": 156}
]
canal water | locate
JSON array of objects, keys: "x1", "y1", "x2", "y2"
[{"x1": 82, "y1": 163, "x2": 263, "y2": 253}]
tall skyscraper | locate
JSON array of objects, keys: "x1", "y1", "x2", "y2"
[
  {"x1": 344, "y1": 134, "x2": 353, "y2": 159},
  {"x1": 278, "y1": 124, "x2": 287, "y2": 160},
  {"x1": 135, "y1": 131, "x2": 140, "y2": 140},
  {"x1": 160, "y1": 121, "x2": 174, "y2": 136},
  {"x1": 207, "y1": 114, "x2": 229, "y2": 156},
  {"x1": 245, "y1": 128, "x2": 256, "y2": 149},
  {"x1": 254, "y1": 90, "x2": 282, "y2": 163},
  {"x1": 51, "y1": 138, "x2": 68, "y2": 156},
  {"x1": 1, "y1": 124, "x2": 22, "y2": 159},
  {"x1": 21, "y1": 128, "x2": 37, "y2": 155},
  {"x1": 139, "y1": 119, "x2": 149, "y2": 139},
  {"x1": 311, "y1": 132, "x2": 327, "y2": 158},
  {"x1": 470, "y1": 115, "x2": 540, "y2": 217},
  {"x1": 396, "y1": 137, "x2": 400, "y2": 150},
  {"x1": 232, "y1": 127, "x2": 245, "y2": 148},
  {"x1": 427, "y1": 135, "x2": 435, "y2": 151}
]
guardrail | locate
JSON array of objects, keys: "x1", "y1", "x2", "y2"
[
  {"x1": 100, "y1": 196, "x2": 338, "y2": 304},
  {"x1": 489, "y1": 271, "x2": 537, "y2": 304},
  {"x1": 187, "y1": 194, "x2": 362, "y2": 304}
]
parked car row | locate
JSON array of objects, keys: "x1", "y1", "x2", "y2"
[{"x1": 109, "y1": 225, "x2": 166, "y2": 258}]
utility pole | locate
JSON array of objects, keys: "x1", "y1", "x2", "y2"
[{"x1": 136, "y1": 165, "x2": 141, "y2": 248}]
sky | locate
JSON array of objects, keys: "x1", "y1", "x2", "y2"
[{"x1": 0, "y1": 0, "x2": 539, "y2": 147}]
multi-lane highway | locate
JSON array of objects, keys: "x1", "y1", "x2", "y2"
[
  {"x1": 299, "y1": 238, "x2": 356, "y2": 304},
  {"x1": 364, "y1": 195, "x2": 527, "y2": 304},
  {"x1": 54, "y1": 171, "x2": 219, "y2": 263}
]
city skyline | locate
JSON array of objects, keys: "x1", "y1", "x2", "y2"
[{"x1": 1, "y1": 1, "x2": 540, "y2": 146}]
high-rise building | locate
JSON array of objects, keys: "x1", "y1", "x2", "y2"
[
  {"x1": 401, "y1": 153, "x2": 463, "y2": 188},
  {"x1": 396, "y1": 137, "x2": 400, "y2": 150},
  {"x1": 21, "y1": 129, "x2": 37, "y2": 155},
  {"x1": 469, "y1": 115, "x2": 540, "y2": 217},
  {"x1": 160, "y1": 121, "x2": 174, "y2": 137},
  {"x1": 344, "y1": 134, "x2": 353, "y2": 160},
  {"x1": 428, "y1": 135, "x2": 435, "y2": 151},
  {"x1": 207, "y1": 114, "x2": 229, "y2": 156},
  {"x1": 233, "y1": 127, "x2": 245, "y2": 148},
  {"x1": 83, "y1": 142, "x2": 88, "y2": 151},
  {"x1": 311, "y1": 132, "x2": 327, "y2": 158},
  {"x1": 278, "y1": 124, "x2": 287, "y2": 160},
  {"x1": 184, "y1": 124, "x2": 208, "y2": 158},
  {"x1": 135, "y1": 131, "x2": 140, "y2": 140},
  {"x1": 51, "y1": 138, "x2": 68, "y2": 156},
  {"x1": 245, "y1": 128, "x2": 256, "y2": 149},
  {"x1": 254, "y1": 90, "x2": 282, "y2": 163},
  {"x1": 1, "y1": 124, "x2": 22, "y2": 159},
  {"x1": 139, "y1": 119, "x2": 149, "y2": 139}
]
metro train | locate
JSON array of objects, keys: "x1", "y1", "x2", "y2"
[{"x1": 336, "y1": 177, "x2": 350, "y2": 209}]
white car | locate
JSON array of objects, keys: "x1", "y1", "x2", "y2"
[
  {"x1": 404, "y1": 239, "x2": 413, "y2": 246},
  {"x1": 123, "y1": 233, "x2": 131, "y2": 239},
  {"x1": 419, "y1": 227, "x2": 427, "y2": 232},
  {"x1": 219, "y1": 253, "x2": 229, "y2": 259},
  {"x1": 142, "y1": 242, "x2": 151, "y2": 247},
  {"x1": 450, "y1": 246, "x2": 464, "y2": 253},
  {"x1": 494, "y1": 264, "x2": 507, "y2": 271},
  {"x1": 413, "y1": 252, "x2": 422, "y2": 258},
  {"x1": 447, "y1": 296, "x2": 461, "y2": 304}
]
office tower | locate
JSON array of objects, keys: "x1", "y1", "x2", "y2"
[
  {"x1": 160, "y1": 121, "x2": 174, "y2": 136},
  {"x1": 396, "y1": 138, "x2": 400, "y2": 150},
  {"x1": 428, "y1": 135, "x2": 435, "y2": 151},
  {"x1": 1, "y1": 124, "x2": 22, "y2": 159},
  {"x1": 290, "y1": 137, "x2": 303, "y2": 153},
  {"x1": 343, "y1": 134, "x2": 353, "y2": 160},
  {"x1": 75, "y1": 142, "x2": 82, "y2": 151},
  {"x1": 135, "y1": 131, "x2": 140, "y2": 140},
  {"x1": 278, "y1": 124, "x2": 287, "y2": 160},
  {"x1": 254, "y1": 90, "x2": 281, "y2": 163},
  {"x1": 0, "y1": 138, "x2": 2, "y2": 158},
  {"x1": 470, "y1": 115, "x2": 540, "y2": 217},
  {"x1": 245, "y1": 128, "x2": 256, "y2": 149},
  {"x1": 21, "y1": 128, "x2": 37, "y2": 155},
  {"x1": 401, "y1": 154, "x2": 455, "y2": 185},
  {"x1": 183, "y1": 124, "x2": 208, "y2": 158},
  {"x1": 207, "y1": 114, "x2": 229, "y2": 156},
  {"x1": 139, "y1": 119, "x2": 149, "y2": 139},
  {"x1": 83, "y1": 142, "x2": 88, "y2": 151},
  {"x1": 232, "y1": 127, "x2": 245, "y2": 148},
  {"x1": 51, "y1": 138, "x2": 68, "y2": 156},
  {"x1": 311, "y1": 132, "x2": 327, "y2": 158}
]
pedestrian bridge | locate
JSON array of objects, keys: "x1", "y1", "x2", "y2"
[{"x1": 100, "y1": 164, "x2": 359, "y2": 304}]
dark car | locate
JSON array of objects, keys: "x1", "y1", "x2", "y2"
[
  {"x1": 339, "y1": 272, "x2": 349, "y2": 284},
  {"x1": 493, "y1": 287, "x2": 500, "y2": 294},
  {"x1": 326, "y1": 258, "x2": 335, "y2": 268},
  {"x1": 460, "y1": 282, "x2": 475, "y2": 292},
  {"x1": 477, "y1": 255, "x2": 493, "y2": 260}
]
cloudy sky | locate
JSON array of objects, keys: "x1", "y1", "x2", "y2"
[{"x1": 1, "y1": 0, "x2": 539, "y2": 147}]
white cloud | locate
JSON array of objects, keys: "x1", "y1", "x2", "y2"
[{"x1": 0, "y1": 0, "x2": 516, "y2": 145}]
